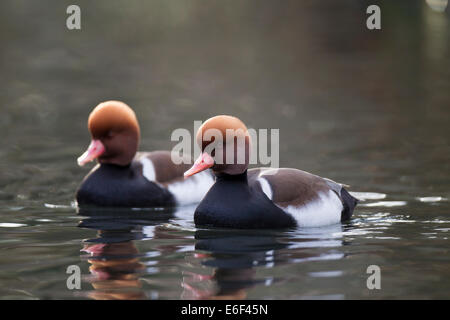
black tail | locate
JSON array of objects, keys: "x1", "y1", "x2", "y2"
[{"x1": 340, "y1": 187, "x2": 358, "y2": 222}]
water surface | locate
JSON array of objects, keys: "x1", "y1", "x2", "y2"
[{"x1": 0, "y1": 0, "x2": 449, "y2": 299}]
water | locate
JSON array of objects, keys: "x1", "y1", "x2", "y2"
[{"x1": 0, "y1": 1, "x2": 449, "y2": 299}]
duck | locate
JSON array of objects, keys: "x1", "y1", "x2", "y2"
[
  {"x1": 183, "y1": 115, "x2": 358, "y2": 229},
  {"x1": 76, "y1": 100, "x2": 214, "y2": 207}
]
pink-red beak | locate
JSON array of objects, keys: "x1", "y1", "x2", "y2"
[
  {"x1": 184, "y1": 152, "x2": 214, "y2": 178},
  {"x1": 77, "y1": 140, "x2": 105, "y2": 166}
]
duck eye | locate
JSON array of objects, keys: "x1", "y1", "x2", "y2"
[{"x1": 105, "y1": 131, "x2": 114, "y2": 139}]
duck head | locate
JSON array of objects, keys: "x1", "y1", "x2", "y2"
[
  {"x1": 184, "y1": 115, "x2": 251, "y2": 177},
  {"x1": 78, "y1": 101, "x2": 140, "y2": 167}
]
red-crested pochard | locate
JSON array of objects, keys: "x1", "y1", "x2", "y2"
[
  {"x1": 76, "y1": 101, "x2": 214, "y2": 207},
  {"x1": 184, "y1": 115, "x2": 358, "y2": 228}
]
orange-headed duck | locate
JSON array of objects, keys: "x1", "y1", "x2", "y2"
[
  {"x1": 184, "y1": 115, "x2": 358, "y2": 228},
  {"x1": 76, "y1": 101, "x2": 214, "y2": 207}
]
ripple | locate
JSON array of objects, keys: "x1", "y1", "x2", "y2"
[
  {"x1": 349, "y1": 192, "x2": 386, "y2": 201},
  {"x1": 344, "y1": 229, "x2": 383, "y2": 236},
  {"x1": 358, "y1": 212, "x2": 390, "y2": 220},
  {"x1": 417, "y1": 196, "x2": 446, "y2": 203},
  {"x1": 424, "y1": 219, "x2": 450, "y2": 224},
  {"x1": 290, "y1": 252, "x2": 344, "y2": 263},
  {"x1": 288, "y1": 240, "x2": 343, "y2": 249},
  {"x1": 44, "y1": 202, "x2": 77, "y2": 209},
  {"x1": 373, "y1": 236, "x2": 401, "y2": 240},
  {"x1": 0, "y1": 223, "x2": 27, "y2": 228},
  {"x1": 361, "y1": 201, "x2": 407, "y2": 207},
  {"x1": 308, "y1": 270, "x2": 343, "y2": 278},
  {"x1": 381, "y1": 218, "x2": 415, "y2": 223},
  {"x1": 7, "y1": 207, "x2": 25, "y2": 211}
]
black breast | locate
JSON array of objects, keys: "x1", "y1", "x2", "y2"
[
  {"x1": 194, "y1": 172, "x2": 296, "y2": 229},
  {"x1": 76, "y1": 163, "x2": 175, "y2": 207}
]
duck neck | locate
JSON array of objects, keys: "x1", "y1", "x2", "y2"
[
  {"x1": 215, "y1": 170, "x2": 248, "y2": 184},
  {"x1": 100, "y1": 162, "x2": 132, "y2": 170}
]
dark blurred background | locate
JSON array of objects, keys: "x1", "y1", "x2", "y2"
[
  {"x1": 0, "y1": 0, "x2": 450, "y2": 301},
  {"x1": 0, "y1": 0, "x2": 449, "y2": 205}
]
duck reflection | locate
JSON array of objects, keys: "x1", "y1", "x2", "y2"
[
  {"x1": 182, "y1": 229, "x2": 287, "y2": 299},
  {"x1": 82, "y1": 238, "x2": 145, "y2": 300},
  {"x1": 183, "y1": 224, "x2": 347, "y2": 300},
  {"x1": 77, "y1": 206, "x2": 175, "y2": 300},
  {"x1": 77, "y1": 207, "x2": 348, "y2": 300}
]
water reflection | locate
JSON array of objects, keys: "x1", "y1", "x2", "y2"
[
  {"x1": 74, "y1": 201, "x2": 450, "y2": 299},
  {"x1": 70, "y1": 192, "x2": 445, "y2": 300},
  {"x1": 77, "y1": 206, "x2": 350, "y2": 300},
  {"x1": 182, "y1": 225, "x2": 347, "y2": 300},
  {"x1": 0, "y1": 0, "x2": 449, "y2": 299},
  {"x1": 181, "y1": 229, "x2": 288, "y2": 299},
  {"x1": 78, "y1": 207, "x2": 176, "y2": 300},
  {"x1": 82, "y1": 239, "x2": 146, "y2": 300}
]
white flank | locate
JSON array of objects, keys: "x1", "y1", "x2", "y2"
[
  {"x1": 258, "y1": 177, "x2": 273, "y2": 200},
  {"x1": 167, "y1": 171, "x2": 215, "y2": 206},
  {"x1": 142, "y1": 226, "x2": 155, "y2": 238},
  {"x1": 140, "y1": 158, "x2": 156, "y2": 181},
  {"x1": 281, "y1": 190, "x2": 343, "y2": 228}
]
